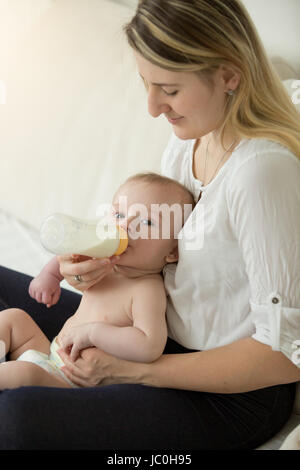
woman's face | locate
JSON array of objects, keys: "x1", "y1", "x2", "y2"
[{"x1": 134, "y1": 52, "x2": 233, "y2": 140}]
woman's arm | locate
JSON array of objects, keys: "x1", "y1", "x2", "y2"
[
  {"x1": 227, "y1": 151, "x2": 300, "y2": 370},
  {"x1": 138, "y1": 337, "x2": 300, "y2": 393},
  {"x1": 59, "y1": 336, "x2": 300, "y2": 392}
]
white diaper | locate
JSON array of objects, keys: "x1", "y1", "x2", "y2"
[{"x1": 17, "y1": 337, "x2": 77, "y2": 387}]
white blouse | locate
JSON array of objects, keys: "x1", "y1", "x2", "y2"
[{"x1": 161, "y1": 133, "x2": 300, "y2": 367}]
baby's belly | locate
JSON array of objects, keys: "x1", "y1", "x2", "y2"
[{"x1": 57, "y1": 313, "x2": 83, "y2": 343}]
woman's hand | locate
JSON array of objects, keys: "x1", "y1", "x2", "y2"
[
  {"x1": 58, "y1": 253, "x2": 119, "y2": 292},
  {"x1": 58, "y1": 347, "x2": 134, "y2": 388}
]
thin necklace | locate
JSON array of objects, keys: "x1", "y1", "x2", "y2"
[{"x1": 203, "y1": 137, "x2": 237, "y2": 185}]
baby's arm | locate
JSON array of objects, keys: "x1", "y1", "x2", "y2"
[
  {"x1": 29, "y1": 256, "x2": 64, "y2": 307},
  {"x1": 60, "y1": 276, "x2": 168, "y2": 363}
]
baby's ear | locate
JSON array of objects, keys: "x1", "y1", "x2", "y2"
[{"x1": 165, "y1": 246, "x2": 179, "y2": 263}]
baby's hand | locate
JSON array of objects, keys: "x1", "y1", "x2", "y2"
[
  {"x1": 60, "y1": 324, "x2": 94, "y2": 361},
  {"x1": 29, "y1": 271, "x2": 61, "y2": 308}
]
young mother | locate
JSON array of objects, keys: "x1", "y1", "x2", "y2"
[{"x1": 0, "y1": 0, "x2": 300, "y2": 450}]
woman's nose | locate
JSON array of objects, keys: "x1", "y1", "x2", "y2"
[{"x1": 147, "y1": 87, "x2": 171, "y2": 118}]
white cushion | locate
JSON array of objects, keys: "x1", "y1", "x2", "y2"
[
  {"x1": 283, "y1": 79, "x2": 300, "y2": 113},
  {"x1": 0, "y1": 0, "x2": 171, "y2": 230},
  {"x1": 280, "y1": 424, "x2": 300, "y2": 450},
  {"x1": 241, "y1": 0, "x2": 300, "y2": 77}
]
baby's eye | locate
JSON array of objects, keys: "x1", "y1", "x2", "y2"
[
  {"x1": 114, "y1": 212, "x2": 125, "y2": 219},
  {"x1": 141, "y1": 219, "x2": 154, "y2": 226}
]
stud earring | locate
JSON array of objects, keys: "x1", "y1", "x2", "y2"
[{"x1": 227, "y1": 90, "x2": 235, "y2": 96}]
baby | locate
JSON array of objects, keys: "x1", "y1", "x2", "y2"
[{"x1": 0, "y1": 172, "x2": 194, "y2": 389}]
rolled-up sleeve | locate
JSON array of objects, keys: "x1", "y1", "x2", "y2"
[{"x1": 227, "y1": 148, "x2": 300, "y2": 367}]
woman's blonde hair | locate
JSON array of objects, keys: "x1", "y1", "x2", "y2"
[{"x1": 124, "y1": 0, "x2": 300, "y2": 158}]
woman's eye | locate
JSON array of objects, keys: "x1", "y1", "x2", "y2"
[{"x1": 163, "y1": 90, "x2": 178, "y2": 96}]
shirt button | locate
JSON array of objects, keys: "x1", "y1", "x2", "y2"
[{"x1": 272, "y1": 297, "x2": 279, "y2": 304}]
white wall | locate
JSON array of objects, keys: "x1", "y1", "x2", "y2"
[
  {"x1": 111, "y1": 0, "x2": 137, "y2": 7},
  {"x1": 242, "y1": 0, "x2": 300, "y2": 76},
  {"x1": 1, "y1": 0, "x2": 299, "y2": 74},
  {"x1": 111, "y1": 0, "x2": 300, "y2": 76},
  {"x1": 0, "y1": 0, "x2": 53, "y2": 61}
]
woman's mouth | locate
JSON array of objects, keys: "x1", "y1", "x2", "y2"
[{"x1": 167, "y1": 116, "x2": 183, "y2": 124}]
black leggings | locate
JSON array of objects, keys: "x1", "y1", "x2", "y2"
[{"x1": 0, "y1": 265, "x2": 295, "y2": 450}]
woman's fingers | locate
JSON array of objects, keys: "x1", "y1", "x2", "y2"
[
  {"x1": 58, "y1": 254, "x2": 121, "y2": 291},
  {"x1": 58, "y1": 349, "x2": 95, "y2": 387},
  {"x1": 70, "y1": 266, "x2": 114, "y2": 291},
  {"x1": 61, "y1": 363, "x2": 87, "y2": 387},
  {"x1": 58, "y1": 255, "x2": 120, "y2": 279},
  {"x1": 58, "y1": 348, "x2": 111, "y2": 387},
  {"x1": 59, "y1": 256, "x2": 108, "y2": 276}
]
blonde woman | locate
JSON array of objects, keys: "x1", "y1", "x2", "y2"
[{"x1": 0, "y1": 0, "x2": 299, "y2": 450}]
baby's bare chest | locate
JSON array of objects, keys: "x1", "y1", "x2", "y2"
[{"x1": 76, "y1": 274, "x2": 135, "y2": 326}]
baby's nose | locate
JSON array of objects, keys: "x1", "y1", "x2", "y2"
[{"x1": 117, "y1": 215, "x2": 135, "y2": 232}]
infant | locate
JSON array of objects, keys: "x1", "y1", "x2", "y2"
[{"x1": 0, "y1": 172, "x2": 194, "y2": 389}]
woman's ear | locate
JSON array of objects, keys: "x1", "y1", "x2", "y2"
[
  {"x1": 220, "y1": 64, "x2": 241, "y2": 92},
  {"x1": 165, "y1": 246, "x2": 179, "y2": 264}
]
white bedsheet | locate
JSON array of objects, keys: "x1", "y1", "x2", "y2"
[{"x1": 0, "y1": 209, "x2": 78, "y2": 293}]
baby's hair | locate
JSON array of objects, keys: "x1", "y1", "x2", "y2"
[
  {"x1": 114, "y1": 172, "x2": 195, "y2": 241},
  {"x1": 124, "y1": 171, "x2": 195, "y2": 208}
]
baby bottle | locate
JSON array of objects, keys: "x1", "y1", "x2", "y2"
[{"x1": 40, "y1": 213, "x2": 128, "y2": 258}]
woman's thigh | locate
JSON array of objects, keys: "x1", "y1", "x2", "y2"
[
  {"x1": 0, "y1": 265, "x2": 81, "y2": 340},
  {"x1": 0, "y1": 379, "x2": 295, "y2": 450}
]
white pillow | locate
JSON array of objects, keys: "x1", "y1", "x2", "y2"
[
  {"x1": 0, "y1": 0, "x2": 171, "y2": 230},
  {"x1": 283, "y1": 79, "x2": 300, "y2": 113}
]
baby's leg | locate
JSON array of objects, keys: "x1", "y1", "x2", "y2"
[
  {"x1": 0, "y1": 308, "x2": 50, "y2": 360},
  {"x1": 0, "y1": 361, "x2": 71, "y2": 389}
]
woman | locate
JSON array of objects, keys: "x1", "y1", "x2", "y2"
[{"x1": 0, "y1": 0, "x2": 299, "y2": 450}]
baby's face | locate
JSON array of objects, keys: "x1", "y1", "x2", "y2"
[{"x1": 108, "y1": 181, "x2": 189, "y2": 273}]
